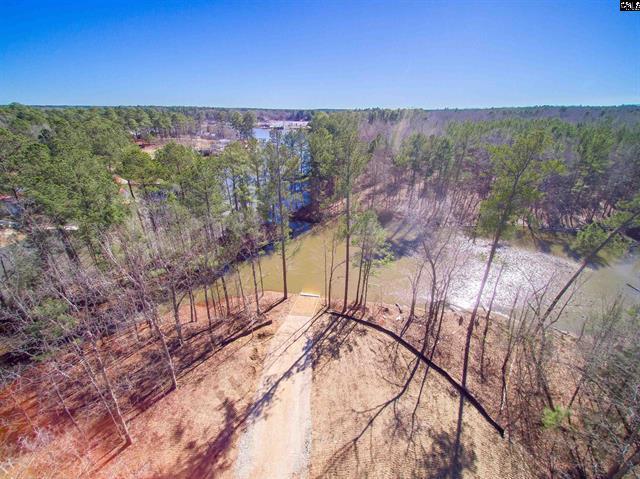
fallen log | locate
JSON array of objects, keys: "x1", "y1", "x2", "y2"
[{"x1": 330, "y1": 310, "x2": 505, "y2": 437}]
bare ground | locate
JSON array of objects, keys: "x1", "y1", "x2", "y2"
[
  {"x1": 306, "y1": 311, "x2": 528, "y2": 479},
  {"x1": 235, "y1": 294, "x2": 319, "y2": 479},
  {"x1": 0, "y1": 292, "x2": 288, "y2": 478},
  {"x1": 1, "y1": 294, "x2": 538, "y2": 478}
]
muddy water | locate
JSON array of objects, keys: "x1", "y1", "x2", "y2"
[{"x1": 235, "y1": 221, "x2": 639, "y2": 333}]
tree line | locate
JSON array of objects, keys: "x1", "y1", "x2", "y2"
[
  {"x1": 1, "y1": 103, "x2": 314, "y2": 142},
  {"x1": 341, "y1": 116, "x2": 640, "y2": 477},
  {"x1": 1, "y1": 103, "x2": 639, "y2": 477}
]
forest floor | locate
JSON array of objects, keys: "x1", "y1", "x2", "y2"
[
  {"x1": 0, "y1": 292, "x2": 288, "y2": 478},
  {"x1": 0, "y1": 293, "x2": 549, "y2": 478},
  {"x1": 306, "y1": 307, "x2": 529, "y2": 478}
]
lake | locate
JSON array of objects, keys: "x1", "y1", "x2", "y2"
[{"x1": 233, "y1": 220, "x2": 640, "y2": 333}]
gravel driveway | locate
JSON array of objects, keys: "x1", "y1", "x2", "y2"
[{"x1": 235, "y1": 295, "x2": 319, "y2": 479}]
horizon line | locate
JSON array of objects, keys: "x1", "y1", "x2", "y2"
[{"x1": 3, "y1": 102, "x2": 640, "y2": 111}]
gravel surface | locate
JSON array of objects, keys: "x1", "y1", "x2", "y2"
[{"x1": 235, "y1": 296, "x2": 318, "y2": 479}]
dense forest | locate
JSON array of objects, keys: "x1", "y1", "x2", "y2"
[{"x1": 1, "y1": 103, "x2": 640, "y2": 478}]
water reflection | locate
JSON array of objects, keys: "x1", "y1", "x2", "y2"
[{"x1": 236, "y1": 222, "x2": 639, "y2": 333}]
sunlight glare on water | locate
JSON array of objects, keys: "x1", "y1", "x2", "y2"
[{"x1": 236, "y1": 222, "x2": 639, "y2": 333}]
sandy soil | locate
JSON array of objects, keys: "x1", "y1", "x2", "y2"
[
  {"x1": 0, "y1": 228, "x2": 23, "y2": 248},
  {"x1": 139, "y1": 137, "x2": 219, "y2": 156},
  {"x1": 307, "y1": 311, "x2": 529, "y2": 479},
  {"x1": 235, "y1": 294, "x2": 319, "y2": 479}
]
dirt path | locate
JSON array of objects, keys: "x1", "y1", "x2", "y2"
[{"x1": 235, "y1": 294, "x2": 319, "y2": 479}]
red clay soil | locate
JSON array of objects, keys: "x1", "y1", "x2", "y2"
[
  {"x1": 1, "y1": 295, "x2": 570, "y2": 478},
  {"x1": 0, "y1": 291, "x2": 291, "y2": 479}
]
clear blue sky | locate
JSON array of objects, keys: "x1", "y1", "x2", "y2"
[{"x1": 1, "y1": 0, "x2": 638, "y2": 109}]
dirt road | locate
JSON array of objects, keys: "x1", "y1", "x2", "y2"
[{"x1": 235, "y1": 294, "x2": 319, "y2": 479}]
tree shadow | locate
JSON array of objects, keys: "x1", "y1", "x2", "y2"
[
  {"x1": 529, "y1": 234, "x2": 553, "y2": 254},
  {"x1": 307, "y1": 313, "x2": 362, "y2": 370},
  {"x1": 417, "y1": 429, "x2": 477, "y2": 479},
  {"x1": 151, "y1": 307, "x2": 339, "y2": 478},
  {"x1": 314, "y1": 310, "x2": 485, "y2": 479},
  {"x1": 153, "y1": 399, "x2": 239, "y2": 479},
  {"x1": 0, "y1": 295, "x2": 291, "y2": 477},
  {"x1": 388, "y1": 233, "x2": 423, "y2": 259},
  {"x1": 517, "y1": 230, "x2": 611, "y2": 269}
]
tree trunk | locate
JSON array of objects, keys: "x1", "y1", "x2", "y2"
[
  {"x1": 355, "y1": 249, "x2": 364, "y2": 307},
  {"x1": 6, "y1": 380, "x2": 37, "y2": 435},
  {"x1": 190, "y1": 287, "x2": 198, "y2": 323},
  {"x1": 58, "y1": 228, "x2": 80, "y2": 265},
  {"x1": 257, "y1": 255, "x2": 265, "y2": 297},
  {"x1": 328, "y1": 235, "x2": 337, "y2": 308},
  {"x1": 212, "y1": 280, "x2": 221, "y2": 316},
  {"x1": 236, "y1": 268, "x2": 247, "y2": 310},
  {"x1": 72, "y1": 343, "x2": 120, "y2": 435},
  {"x1": 277, "y1": 157, "x2": 288, "y2": 299},
  {"x1": 149, "y1": 309, "x2": 178, "y2": 390},
  {"x1": 362, "y1": 260, "x2": 372, "y2": 307},
  {"x1": 499, "y1": 291, "x2": 519, "y2": 413},
  {"x1": 453, "y1": 226, "x2": 502, "y2": 473},
  {"x1": 209, "y1": 282, "x2": 219, "y2": 316},
  {"x1": 323, "y1": 238, "x2": 328, "y2": 305},
  {"x1": 204, "y1": 285, "x2": 214, "y2": 341},
  {"x1": 170, "y1": 283, "x2": 184, "y2": 345},
  {"x1": 342, "y1": 191, "x2": 351, "y2": 312},
  {"x1": 127, "y1": 179, "x2": 136, "y2": 200},
  {"x1": 409, "y1": 263, "x2": 424, "y2": 320},
  {"x1": 90, "y1": 337, "x2": 132, "y2": 445},
  {"x1": 480, "y1": 263, "x2": 504, "y2": 381},
  {"x1": 52, "y1": 375, "x2": 83, "y2": 435},
  {"x1": 541, "y1": 211, "x2": 639, "y2": 323},
  {"x1": 250, "y1": 256, "x2": 260, "y2": 315},
  {"x1": 221, "y1": 274, "x2": 231, "y2": 316},
  {"x1": 462, "y1": 229, "x2": 501, "y2": 388}
]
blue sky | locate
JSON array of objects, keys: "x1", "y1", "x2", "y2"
[{"x1": 0, "y1": 0, "x2": 638, "y2": 109}]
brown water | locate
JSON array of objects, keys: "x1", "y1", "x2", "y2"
[{"x1": 234, "y1": 221, "x2": 639, "y2": 333}]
